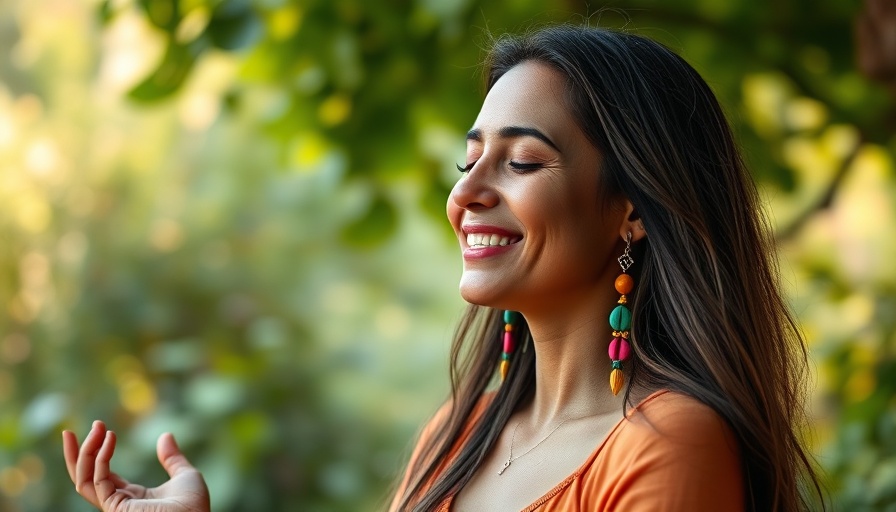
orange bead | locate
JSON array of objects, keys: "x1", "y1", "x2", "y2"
[{"x1": 615, "y1": 274, "x2": 634, "y2": 294}]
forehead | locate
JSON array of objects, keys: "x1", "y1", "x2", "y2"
[{"x1": 472, "y1": 60, "x2": 574, "y2": 137}]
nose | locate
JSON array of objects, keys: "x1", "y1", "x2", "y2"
[{"x1": 449, "y1": 164, "x2": 500, "y2": 211}]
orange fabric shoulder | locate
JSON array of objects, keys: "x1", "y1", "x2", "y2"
[
  {"x1": 394, "y1": 390, "x2": 743, "y2": 512},
  {"x1": 565, "y1": 391, "x2": 744, "y2": 512}
]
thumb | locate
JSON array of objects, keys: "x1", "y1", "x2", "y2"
[{"x1": 156, "y1": 433, "x2": 196, "y2": 478}]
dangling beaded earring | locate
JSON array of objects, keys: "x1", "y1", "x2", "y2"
[
  {"x1": 608, "y1": 232, "x2": 634, "y2": 395},
  {"x1": 501, "y1": 310, "x2": 518, "y2": 382}
]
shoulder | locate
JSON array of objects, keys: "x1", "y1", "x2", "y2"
[
  {"x1": 581, "y1": 390, "x2": 744, "y2": 511},
  {"x1": 404, "y1": 391, "x2": 496, "y2": 476},
  {"x1": 612, "y1": 390, "x2": 740, "y2": 468},
  {"x1": 624, "y1": 390, "x2": 737, "y2": 446},
  {"x1": 390, "y1": 393, "x2": 495, "y2": 511}
]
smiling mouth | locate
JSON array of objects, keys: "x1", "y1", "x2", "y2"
[{"x1": 466, "y1": 233, "x2": 523, "y2": 247}]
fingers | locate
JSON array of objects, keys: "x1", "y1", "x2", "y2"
[
  {"x1": 156, "y1": 432, "x2": 196, "y2": 478},
  {"x1": 74, "y1": 420, "x2": 107, "y2": 507},
  {"x1": 65, "y1": 423, "x2": 197, "y2": 511},
  {"x1": 93, "y1": 430, "x2": 120, "y2": 505},
  {"x1": 62, "y1": 430, "x2": 79, "y2": 484}
]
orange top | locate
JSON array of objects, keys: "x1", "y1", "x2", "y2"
[{"x1": 392, "y1": 390, "x2": 744, "y2": 511}]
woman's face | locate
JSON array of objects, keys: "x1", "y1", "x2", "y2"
[{"x1": 447, "y1": 60, "x2": 627, "y2": 314}]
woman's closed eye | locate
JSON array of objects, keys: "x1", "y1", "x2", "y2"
[
  {"x1": 508, "y1": 161, "x2": 543, "y2": 171},
  {"x1": 455, "y1": 161, "x2": 543, "y2": 174}
]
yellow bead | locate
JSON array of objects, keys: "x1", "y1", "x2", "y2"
[
  {"x1": 618, "y1": 295, "x2": 627, "y2": 304},
  {"x1": 500, "y1": 360, "x2": 510, "y2": 381},
  {"x1": 610, "y1": 368, "x2": 624, "y2": 395}
]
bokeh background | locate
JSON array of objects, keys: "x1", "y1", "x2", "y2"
[{"x1": 0, "y1": 0, "x2": 894, "y2": 510}]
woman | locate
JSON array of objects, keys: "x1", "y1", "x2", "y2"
[
  {"x1": 63, "y1": 25, "x2": 823, "y2": 511},
  {"x1": 391, "y1": 26, "x2": 823, "y2": 511}
]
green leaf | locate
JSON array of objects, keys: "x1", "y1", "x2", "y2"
[{"x1": 127, "y1": 41, "x2": 197, "y2": 102}]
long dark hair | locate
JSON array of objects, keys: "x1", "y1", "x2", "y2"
[{"x1": 394, "y1": 25, "x2": 823, "y2": 511}]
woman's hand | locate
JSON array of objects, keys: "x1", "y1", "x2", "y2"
[{"x1": 62, "y1": 421, "x2": 210, "y2": 512}]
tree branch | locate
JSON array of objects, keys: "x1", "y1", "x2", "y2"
[{"x1": 774, "y1": 132, "x2": 865, "y2": 243}]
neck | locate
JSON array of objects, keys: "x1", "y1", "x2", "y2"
[{"x1": 519, "y1": 286, "x2": 626, "y2": 426}]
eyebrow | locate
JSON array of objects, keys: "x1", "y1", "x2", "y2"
[{"x1": 466, "y1": 126, "x2": 561, "y2": 153}]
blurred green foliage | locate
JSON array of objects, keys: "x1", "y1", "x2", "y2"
[{"x1": 0, "y1": 0, "x2": 894, "y2": 510}]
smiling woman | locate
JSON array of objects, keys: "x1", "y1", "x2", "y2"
[
  {"x1": 390, "y1": 25, "x2": 825, "y2": 512},
  {"x1": 60, "y1": 24, "x2": 825, "y2": 512}
]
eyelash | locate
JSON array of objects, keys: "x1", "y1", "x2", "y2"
[
  {"x1": 509, "y1": 161, "x2": 542, "y2": 171},
  {"x1": 455, "y1": 161, "x2": 542, "y2": 173},
  {"x1": 456, "y1": 162, "x2": 474, "y2": 173}
]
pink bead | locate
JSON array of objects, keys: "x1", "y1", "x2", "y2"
[
  {"x1": 503, "y1": 331, "x2": 515, "y2": 354},
  {"x1": 608, "y1": 337, "x2": 631, "y2": 361}
]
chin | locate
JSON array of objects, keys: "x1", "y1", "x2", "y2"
[
  {"x1": 459, "y1": 290, "x2": 491, "y2": 307},
  {"x1": 458, "y1": 279, "x2": 508, "y2": 310}
]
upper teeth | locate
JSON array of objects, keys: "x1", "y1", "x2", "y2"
[{"x1": 467, "y1": 233, "x2": 515, "y2": 247}]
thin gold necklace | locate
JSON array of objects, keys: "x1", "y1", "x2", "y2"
[{"x1": 497, "y1": 419, "x2": 572, "y2": 475}]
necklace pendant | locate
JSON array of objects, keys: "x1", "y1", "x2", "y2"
[{"x1": 498, "y1": 460, "x2": 511, "y2": 475}]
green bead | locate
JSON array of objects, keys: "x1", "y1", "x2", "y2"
[
  {"x1": 501, "y1": 352, "x2": 510, "y2": 361},
  {"x1": 611, "y1": 360, "x2": 622, "y2": 369},
  {"x1": 609, "y1": 305, "x2": 631, "y2": 331},
  {"x1": 503, "y1": 310, "x2": 518, "y2": 324}
]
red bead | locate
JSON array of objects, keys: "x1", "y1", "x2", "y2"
[
  {"x1": 608, "y1": 337, "x2": 631, "y2": 361},
  {"x1": 503, "y1": 331, "x2": 515, "y2": 354}
]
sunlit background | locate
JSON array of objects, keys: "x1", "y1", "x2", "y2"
[{"x1": 0, "y1": 0, "x2": 894, "y2": 510}]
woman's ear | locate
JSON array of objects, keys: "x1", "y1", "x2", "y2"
[{"x1": 619, "y1": 200, "x2": 647, "y2": 242}]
